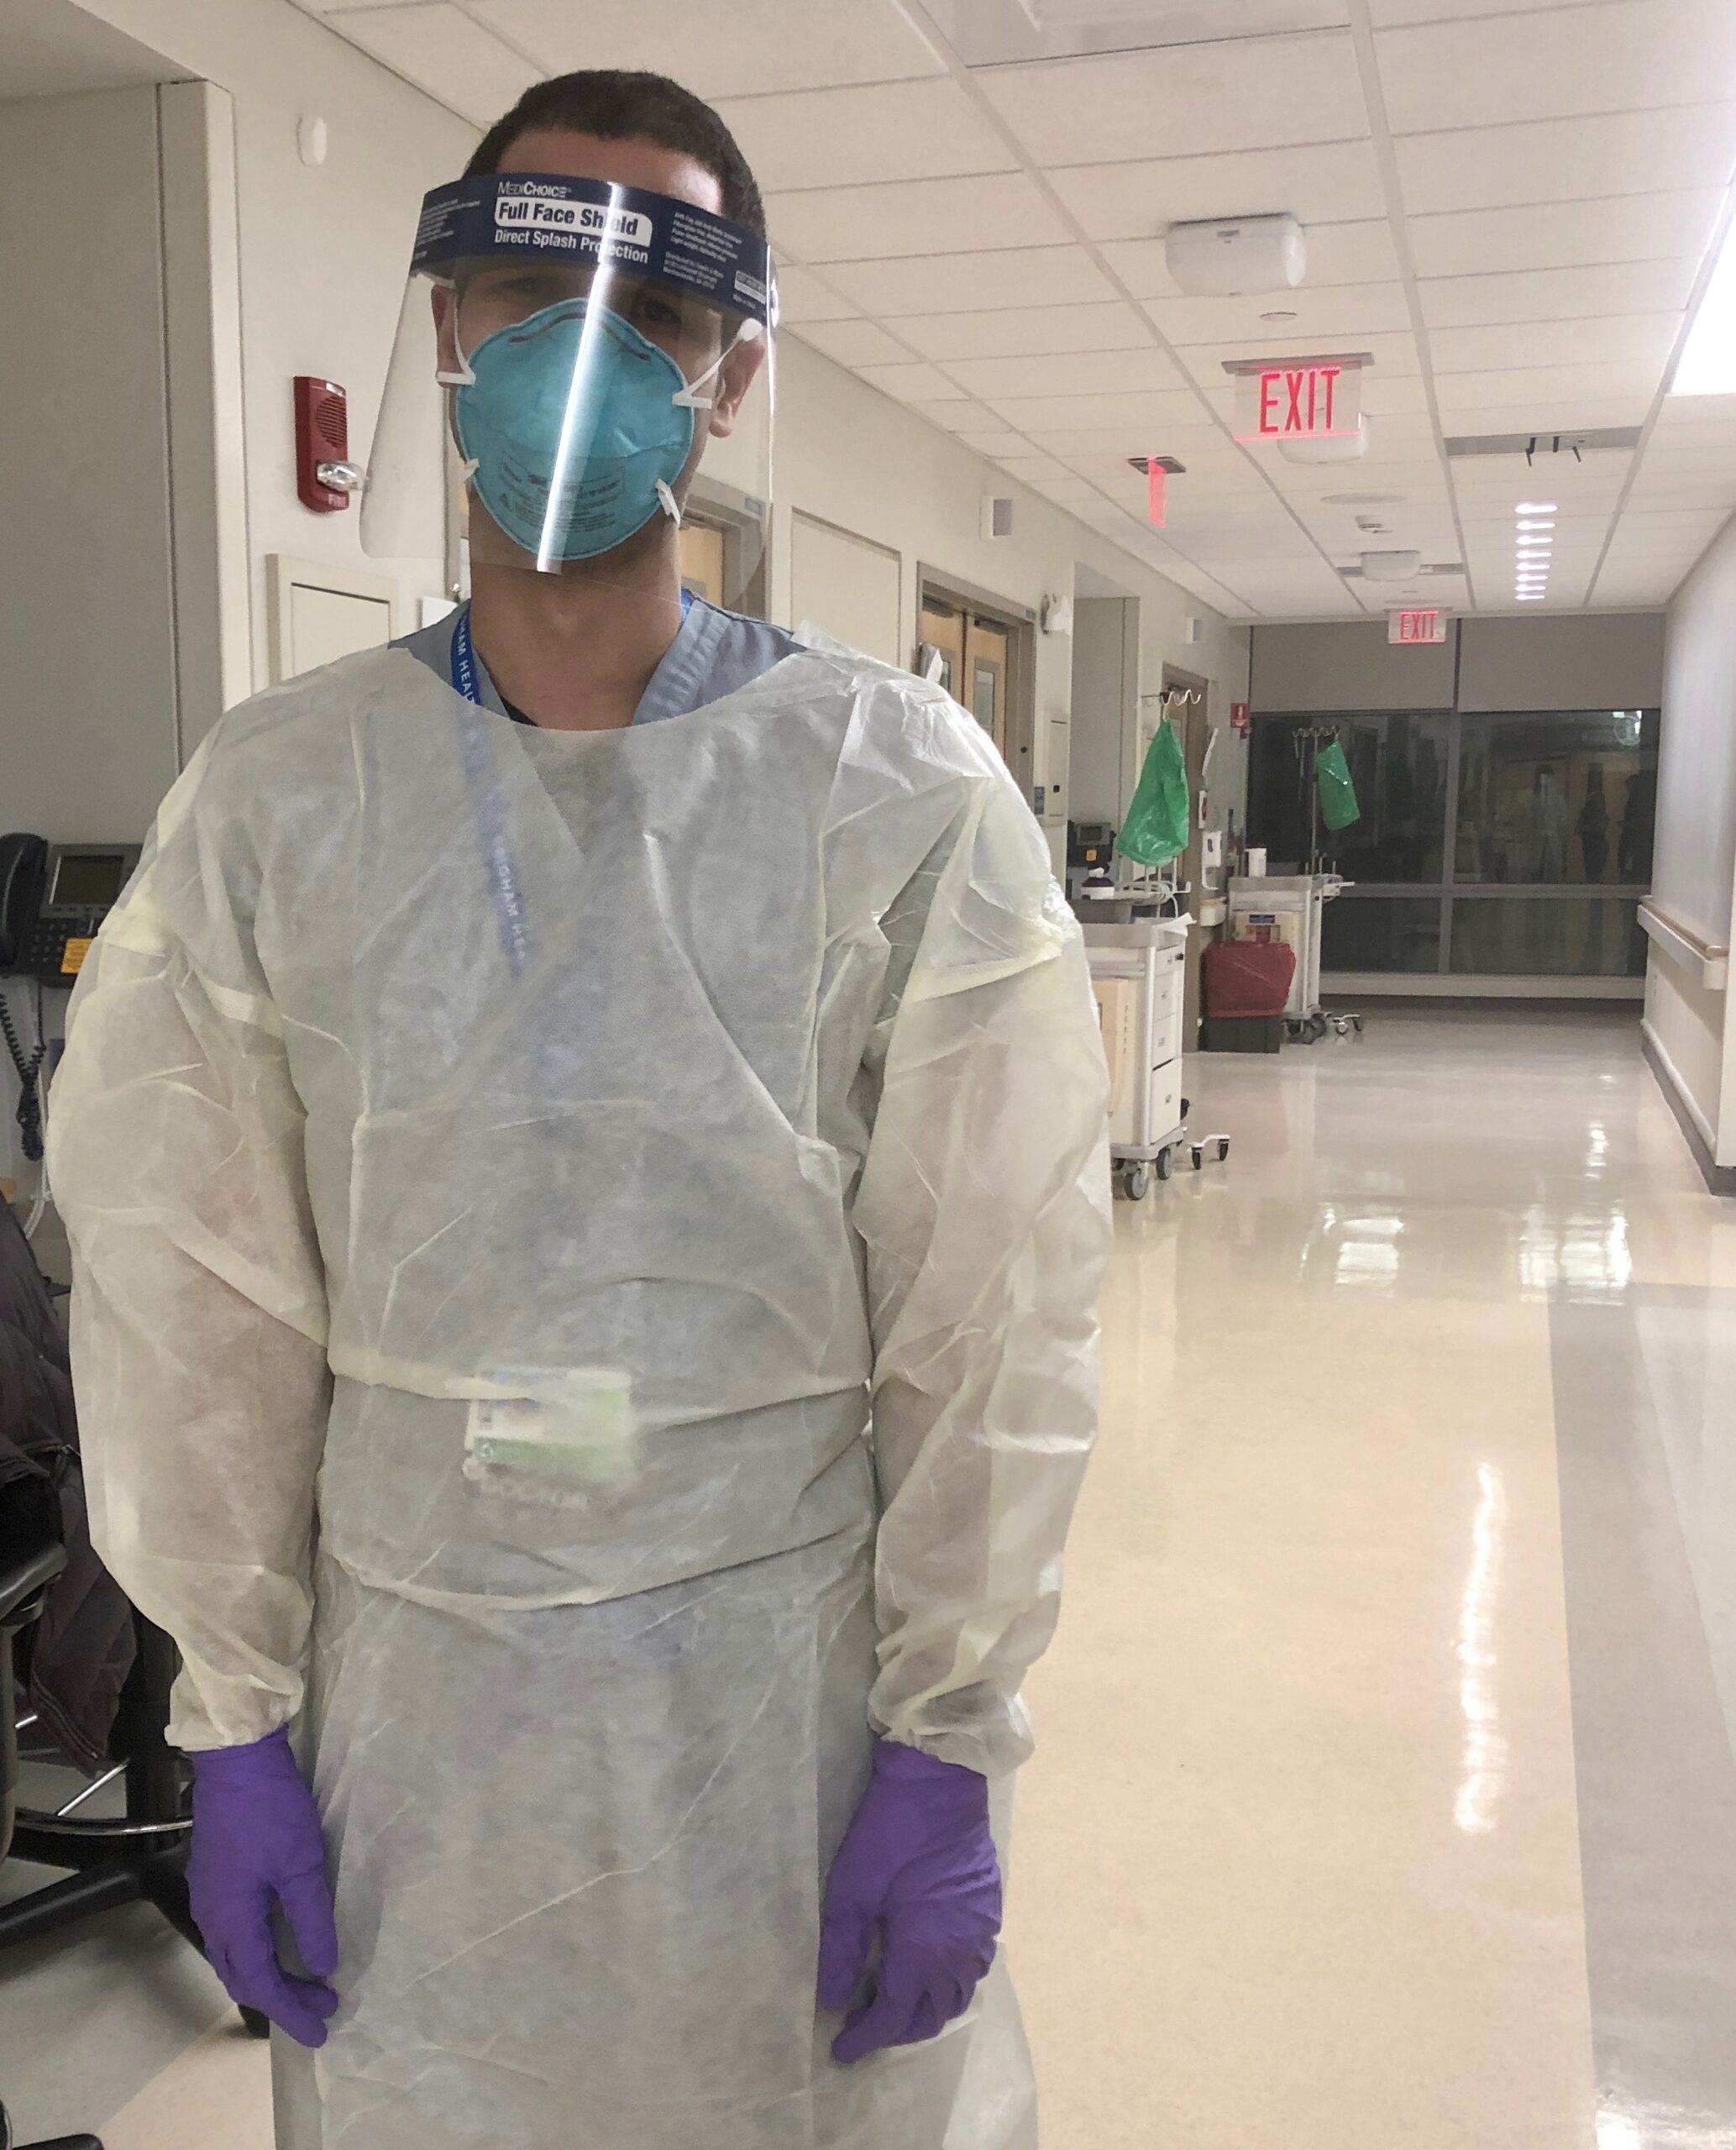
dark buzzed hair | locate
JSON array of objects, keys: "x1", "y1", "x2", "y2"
[{"x1": 465, "y1": 70, "x2": 766, "y2": 238}]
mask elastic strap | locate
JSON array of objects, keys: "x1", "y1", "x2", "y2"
[
  {"x1": 671, "y1": 318, "x2": 763, "y2": 413},
  {"x1": 435, "y1": 283, "x2": 477, "y2": 388}
]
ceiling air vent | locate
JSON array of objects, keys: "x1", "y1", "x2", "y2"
[
  {"x1": 1129, "y1": 455, "x2": 1187, "y2": 475},
  {"x1": 1445, "y1": 427, "x2": 1644, "y2": 461}
]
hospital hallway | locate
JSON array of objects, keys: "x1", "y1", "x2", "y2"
[
  {"x1": 1010, "y1": 1006, "x2": 1736, "y2": 2150},
  {"x1": 12, "y1": 1004, "x2": 1734, "y2": 2150}
]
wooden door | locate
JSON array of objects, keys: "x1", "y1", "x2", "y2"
[{"x1": 918, "y1": 597, "x2": 966, "y2": 698}]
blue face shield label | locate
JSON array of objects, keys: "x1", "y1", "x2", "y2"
[{"x1": 413, "y1": 173, "x2": 776, "y2": 328}]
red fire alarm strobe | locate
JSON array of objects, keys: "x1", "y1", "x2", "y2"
[
  {"x1": 1230, "y1": 700, "x2": 1251, "y2": 737},
  {"x1": 295, "y1": 376, "x2": 356, "y2": 513}
]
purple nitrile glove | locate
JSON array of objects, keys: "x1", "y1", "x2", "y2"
[
  {"x1": 186, "y1": 1727, "x2": 338, "y2": 2048},
  {"x1": 817, "y1": 1737, "x2": 1002, "y2": 2064}
]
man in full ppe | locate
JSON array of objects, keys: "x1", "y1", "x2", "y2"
[{"x1": 50, "y1": 69, "x2": 1111, "y2": 2150}]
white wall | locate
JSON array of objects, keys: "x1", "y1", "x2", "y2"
[
  {"x1": 1644, "y1": 511, "x2": 1736, "y2": 1167},
  {"x1": 64, "y1": 0, "x2": 475, "y2": 684},
  {"x1": 771, "y1": 332, "x2": 1250, "y2": 857}
]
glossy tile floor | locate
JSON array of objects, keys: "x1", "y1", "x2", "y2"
[{"x1": 6, "y1": 1010, "x2": 1734, "y2": 2148}]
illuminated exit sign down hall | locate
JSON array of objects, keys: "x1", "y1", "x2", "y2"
[{"x1": 1229, "y1": 355, "x2": 1367, "y2": 443}]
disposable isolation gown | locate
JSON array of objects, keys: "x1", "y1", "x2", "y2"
[{"x1": 50, "y1": 634, "x2": 1112, "y2": 2150}]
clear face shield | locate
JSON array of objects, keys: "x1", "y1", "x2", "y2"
[{"x1": 364, "y1": 174, "x2": 775, "y2": 610}]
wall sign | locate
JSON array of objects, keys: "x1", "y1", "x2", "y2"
[
  {"x1": 1388, "y1": 606, "x2": 1449, "y2": 645},
  {"x1": 1225, "y1": 352, "x2": 1370, "y2": 444},
  {"x1": 1230, "y1": 700, "x2": 1251, "y2": 737}
]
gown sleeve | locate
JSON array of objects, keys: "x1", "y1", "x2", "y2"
[
  {"x1": 852, "y1": 752, "x2": 1113, "y2": 1779},
  {"x1": 47, "y1": 768, "x2": 332, "y2": 1753}
]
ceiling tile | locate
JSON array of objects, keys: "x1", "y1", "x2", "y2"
[
  {"x1": 1419, "y1": 259, "x2": 1697, "y2": 328},
  {"x1": 774, "y1": 264, "x2": 856, "y2": 323},
  {"x1": 466, "y1": 0, "x2": 945, "y2": 97},
  {"x1": 821, "y1": 245, "x2": 1118, "y2": 314},
  {"x1": 1604, "y1": 506, "x2": 1733, "y2": 545},
  {"x1": 977, "y1": 33, "x2": 1369, "y2": 167},
  {"x1": 1434, "y1": 361, "x2": 1665, "y2": 410},
  {"x1": 328, "y1": 3, "x2": 541, "y2": 125},
  {"x1": 907, "y1": 396, "x2": 1002, "y2": 433},
  {"x1": 1394, "y1": 104, "x2": 1736, "y2": 215},
  {"x1": 792, "y1": 317, "x2": 919, "y2": 367},
  {"x1": 946, "y1": 348, "x2": 1185, "y2": 398},
  {"x1": 1047, "y1": 140, "x2": 1383, "y2": 244},
  {"x1": 889, "y1": 301, "x2": 1153, "y2": 361},
  {"x1": 1368, "y1": 0, "x2": 1591, "y2": 20},
  {"x1": 954, "y1": 427, "x2": 1036, "y2": 457},
  {"x1": 768, "y1": 171, "x2": 1067, "y2": 262},
  {"x1": 711, "y1": 77, "x2": 1015, "y2": 192},
  {"x1": 856, "y1": 362, "x2": 969, "y2": 402},
  {"x1": 1592, "y1": 567, "x2": 1690, "y2": 601},
  {"x1": 1408, "y1": 191, "x2": 1725, "y2": 280},
  {"x1": 1652, "y1": 394, "x2": 1736, "y2": 443},
  {"x1": 1429, "y1": 315, "x2": 1682, "y2": 373},
  {"x1": 983, "y1": 388, "x2": 1209, "y2": 433},
  {"x1": 1143, "y1": 281, "x2": 1412, "y2": 347},
  {"x1": 1375, "y1": 1, "x2": 1736, "y2": 134},
  {"x1": 1624, "y1": 474, "x2": 1736, "y2": 508},
  {"x1": 1027, "y1": 423, "x2": 1221, "y2": 459},
  {"x1": 1439, "y1": 397, "x2": 1658, "y2": 433}
]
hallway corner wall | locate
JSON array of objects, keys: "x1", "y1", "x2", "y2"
[{"x1": 1645, "y1": 509, "x2": 1736, "y2": 1173}]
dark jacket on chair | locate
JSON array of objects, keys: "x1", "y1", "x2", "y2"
[{"x1": 0, "y1": 1201, "x2": 134, "y2": 1770}]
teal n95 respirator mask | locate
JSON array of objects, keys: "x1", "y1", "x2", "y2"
[{"x1": 364, "y1": 172, "x2": 775, "y2": 591}]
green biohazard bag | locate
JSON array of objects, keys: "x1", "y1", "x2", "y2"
[
  {"x1": 1317, "y1": 740, "x2": 1361, "y2": 831},
  {"x1": 1116, "y1": 721, "x2": 1191, "y2": 867}
]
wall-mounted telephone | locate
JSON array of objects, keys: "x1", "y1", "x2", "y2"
[
  {"x1": 0, "y1": 836, "x2": 139, "y2": 984},
  {"x1": 2, "y1": 836, "x2": 137, "y2": 1168}
]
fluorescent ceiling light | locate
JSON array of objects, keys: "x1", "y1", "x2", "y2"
[
  {"x1": 1516, "y1": 592, "x2": 1546, "y2": 600},
  {"x1": 1516, "y1": 520, "x2": 1555, "y2": 532},
  {"x1": 1516, "y1": 501, "x2": 1557, "y2": 514},
  {"x1": 1673, "y1": 210, "x2": 1736, "y2": 395}
]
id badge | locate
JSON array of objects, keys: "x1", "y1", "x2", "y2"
[{"x1": 464, "y1": 1369, "x2": 637, "y2": 1504}]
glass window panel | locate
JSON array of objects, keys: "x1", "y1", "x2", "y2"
[
  {"x1": 1448, "y1": 897, "x2": 1646, "y2": 977},
  {"x1": 1321, "y1": 895, "x2": 1442, "y2": 973},
  {"x1": 1247, "y1": 713, "x2": 1450, "y2": 884},
  {"x1": 1453, "y1": 711, "x2": 1658, "y2": 887}
]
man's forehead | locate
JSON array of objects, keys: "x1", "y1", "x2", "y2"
[{"x1": 494, "y1": 128, "x2": 725, "y2": 217}]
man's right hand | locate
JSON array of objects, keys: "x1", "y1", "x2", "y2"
[{"x1": 186, "y1": 1728, "x2": 339, "y2": 2047}]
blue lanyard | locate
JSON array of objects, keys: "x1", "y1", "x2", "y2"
[
  {"x1": 450, "y1": 604, "x2": 482, "y2": 704},
  {"x1": 447, "y1": 606, "x2": 529, "y2": 974}
]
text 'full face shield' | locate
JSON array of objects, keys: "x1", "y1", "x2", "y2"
[{"x1": 365, "y1": 172, "x2": 775, "y2": 604}]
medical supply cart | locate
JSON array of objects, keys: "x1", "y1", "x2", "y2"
[
  {"x1": 1227, "y1": 873, "x2": 1362, "y2": 1042},
  {"x1": 1085, "y1": 919, "x2": 1225, "y2": 1198}
]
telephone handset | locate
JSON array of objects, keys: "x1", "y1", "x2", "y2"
[{"x1": 0, "y1": 833, "x2": 47, "y2": 973}]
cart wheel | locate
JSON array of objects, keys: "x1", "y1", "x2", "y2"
[
  {"x1": 1127, "y1": 1162, "x2": 1151, "y2": 1198},
  {"x1": 1190, "y1": 1145, "x2": 1204, "y2": 1171},
  {"x1": 1218, "y1": 1139, "x2": 1231, "y2": 1162},
  {"x1": 1351, "y1": 1016, "x2": 1365, "y2": 1034},
  {"x1": 1153, "y1": 1149, "x2": 1171, "y2": 1183}
]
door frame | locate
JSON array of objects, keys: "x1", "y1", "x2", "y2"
[{"x1": 915, "y1": 566, "x2": 1038, "y2": 801}]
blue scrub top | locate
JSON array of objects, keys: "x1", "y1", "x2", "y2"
[{"x1": 394, "y1": 590, "x2": 801, "y2": 726}]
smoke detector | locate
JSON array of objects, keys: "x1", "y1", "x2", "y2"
[
  {"x1": 1360, "y1": 550, "x2": 1423, "y2": 582},
  {"x1": 1165, "y1": 213, "x2": 1305, "y2": 296},
  {"x1": 1277, "y1": 413, "x2": 1371, "y2": 464}
]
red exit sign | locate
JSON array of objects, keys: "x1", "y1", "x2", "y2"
[
  {"x1": 1229, "y1": 352, "x2": 1367, "y2": 444},
  {"x1": 1389, "y1": 607, "x2": 1449, "y2": 645}
]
